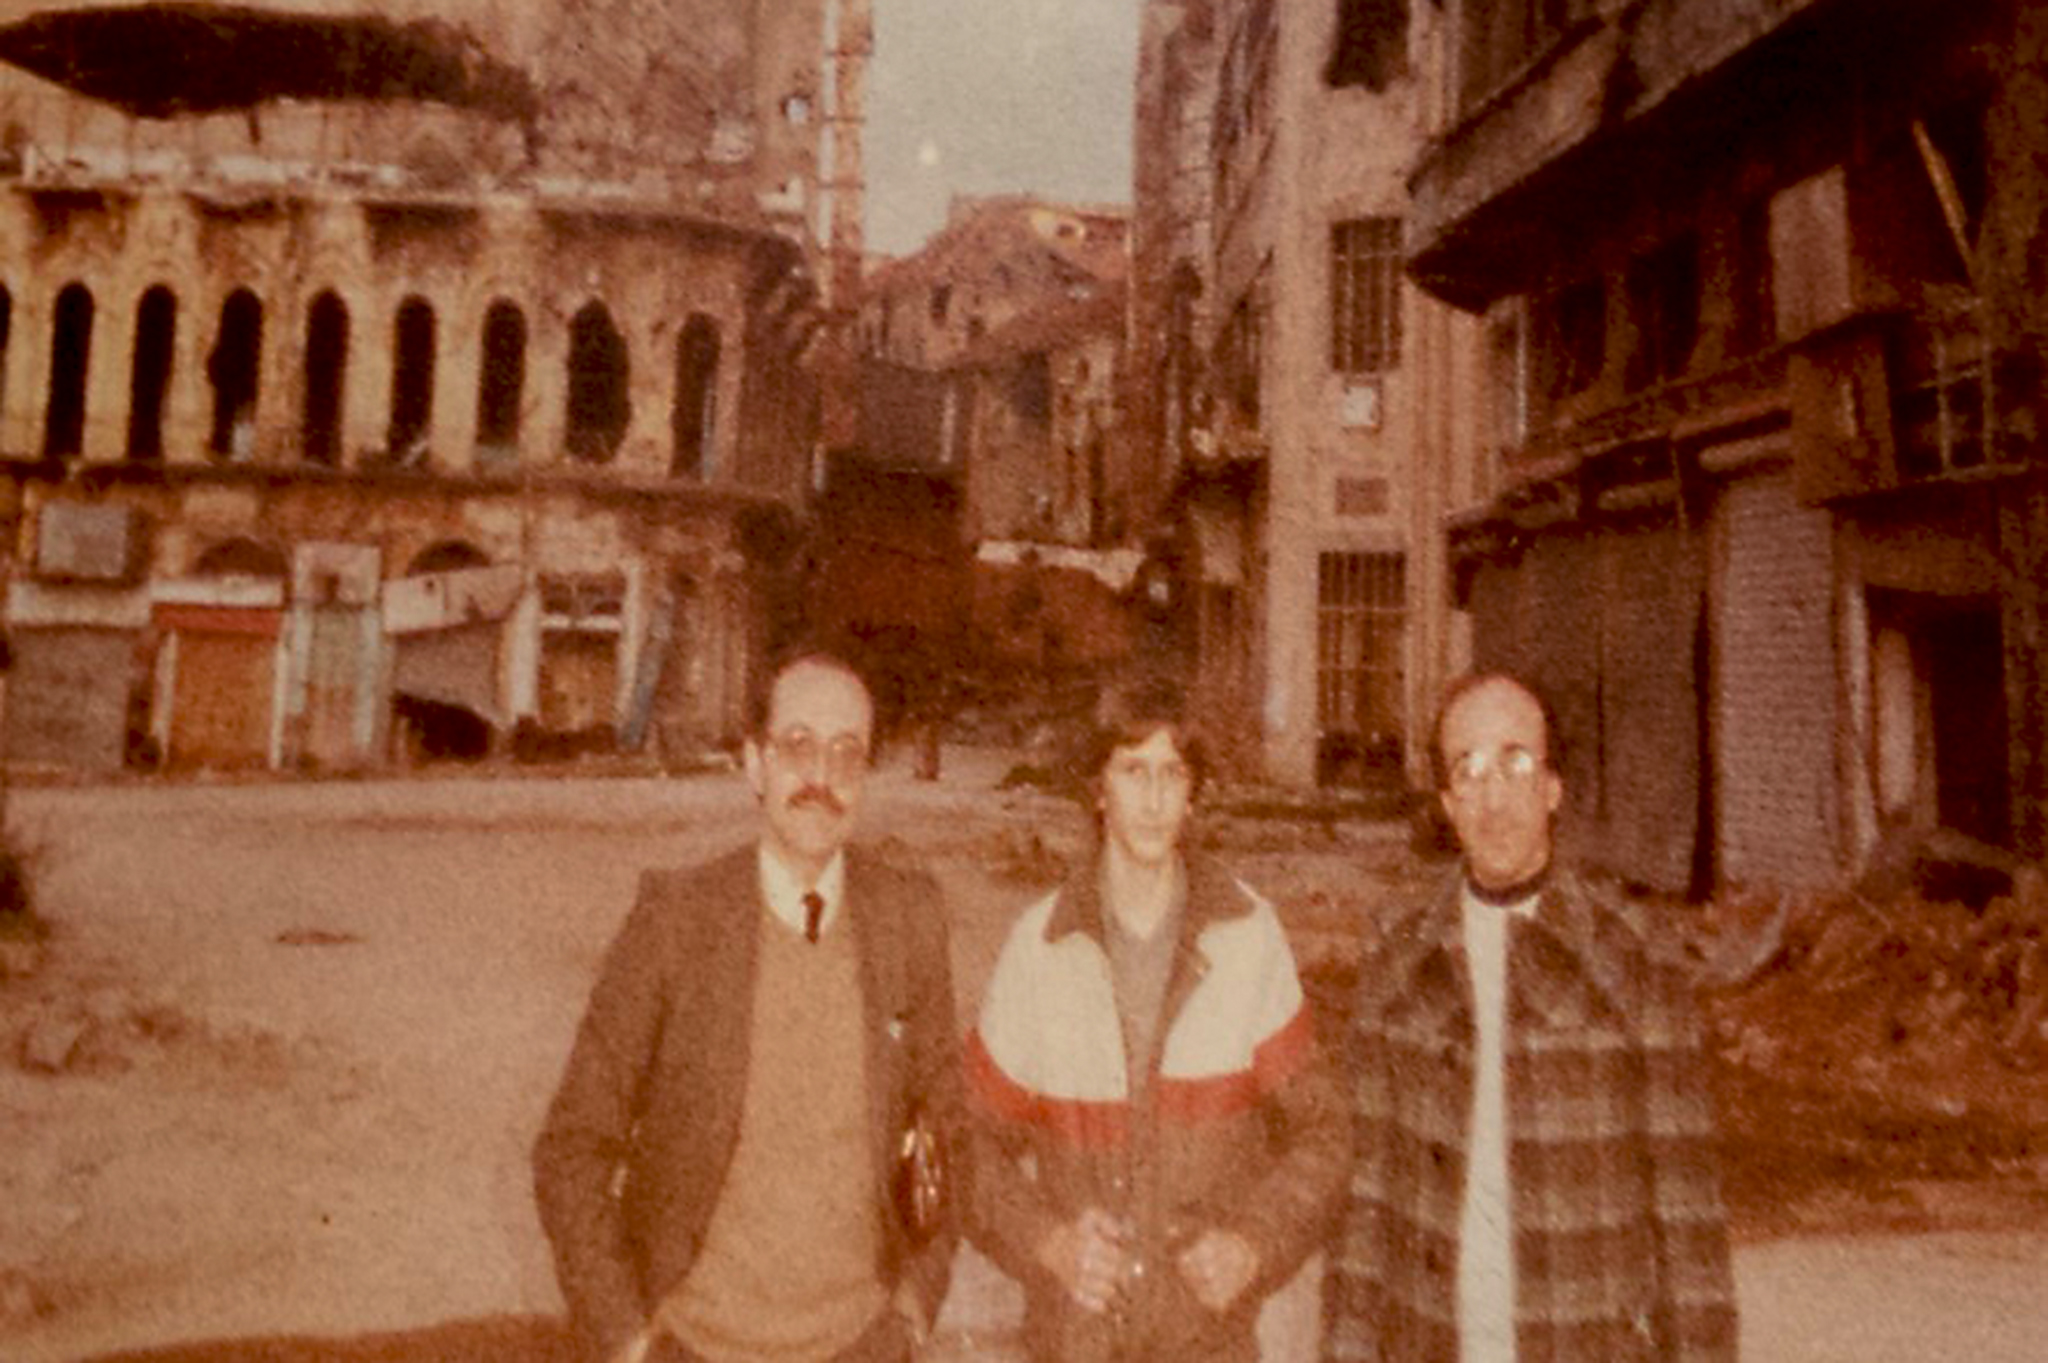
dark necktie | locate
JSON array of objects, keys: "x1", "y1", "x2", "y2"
[{"x1": 802, "y1": 891, "x2": 825, "y2": 944}]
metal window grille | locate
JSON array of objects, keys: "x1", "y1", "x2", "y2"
[
  {"x1": 1316, "y1": 551, "x2": 1406, "y2": 740},
  {"x1": 1331, "y1": 217, "x2": 1402, "y2": 374}
]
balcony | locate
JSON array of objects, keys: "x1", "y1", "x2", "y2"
[{"x1": 1407, "y1": 0, "x2": 1855, "y2": 310}]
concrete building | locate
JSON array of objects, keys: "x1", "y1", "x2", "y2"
[
  {"x1": 1407, "y1": 0, "x2": 2048, "y2": 893},
  {"x1": 0, "y1": 0, "x2": 861, "y2": 772},
  {"x1": 1128, "y1": 0, "x2": 1480, "y2": 785}
]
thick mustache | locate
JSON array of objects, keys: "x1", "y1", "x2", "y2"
[{"x1": 788, "y1": 785, "x2": 847, "y2": 816}]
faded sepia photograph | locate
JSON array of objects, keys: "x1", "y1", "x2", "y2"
[{"x1": 0, "y1": 3, "x2": 2043, "y2": 1362}]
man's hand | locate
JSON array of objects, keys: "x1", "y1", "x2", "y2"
[
  {"x1": 1036, "y1": 1206, "x2": 1133, "y2": 1314},
  {"x1": 1176, "y1": 1227, "x2": 1260, "y2": 1313}
]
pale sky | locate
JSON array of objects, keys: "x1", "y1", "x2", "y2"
[{"x1": 864, "y1": 0, "x2": 1141, "y2": 258}]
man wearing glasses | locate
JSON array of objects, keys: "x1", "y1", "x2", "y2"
[
  {"x1": 1323, "y1": 672, "x2": 1737, "y2": 1361},
  {"x1": 536, "y1": 650, "x2": 960, "y2": 1363}
]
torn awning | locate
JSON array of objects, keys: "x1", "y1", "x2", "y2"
[
  {"x1": 0, "y1": 3, "x2": 537, "y2": 121},
  {"x1": 392, "y1": 622, "x2": 502, "y2": 727}
]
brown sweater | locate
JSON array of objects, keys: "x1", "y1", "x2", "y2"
[{"x1": 657, "y1": 907, "x2": 885, "y2": 1357}]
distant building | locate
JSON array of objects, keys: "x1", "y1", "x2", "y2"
[
  {"x1": 832, "y1": 195, "x2": 1135, "y2": 705},
  {"x1": 1128, "y1": 0, "x2": 1478, "y2": 784},
  {"x1": 860, "y1": 194, "x2": 1129, "y2": 372},
  {"x1": 0, "y1": 0, "x2": 863, "y2": 771},
  {"x1": 1408, "y1": 0, "x2": 2048, "y2": 892}
]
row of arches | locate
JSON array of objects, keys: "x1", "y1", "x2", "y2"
[
  {"x1": 191, "y1": 534, "x2": 486, "y2": 581},
  {"x1": 15, "y1": 282, "x2": 724, "y2": 477}
]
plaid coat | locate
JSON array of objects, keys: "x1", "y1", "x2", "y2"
[{"x1": 1323, "y1": 867, "x2": 1737, "y2": 1361}]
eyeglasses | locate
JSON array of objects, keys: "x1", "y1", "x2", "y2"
[
  {"x1": 767, "y1": 727, "x2": 870, "y2": 782},
  {"x1": 1446, "y1": 745, "x2": 1544, "y2": 795}
]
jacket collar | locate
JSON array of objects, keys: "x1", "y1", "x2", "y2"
[
  {"x1": 1042, "y1": 846, "x2": 1252, "y2": 948},
  {"x1": 1381, "y1": 860, "x2": 1628, "y2": 1033}
]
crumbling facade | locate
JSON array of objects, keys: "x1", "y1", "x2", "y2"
[
  {"x1": 0, "y1": 0, "x2": 857, "y2": 771},
  {"x1": 834, "y1": 195, "x2": 1136, "y2": 697},
  {"x1": 1128, "y1": 0, "x2": 1477, "y2": 784},
  {"x1": 1408, "y1": 0, "x2": 2048, "y2": 892}
]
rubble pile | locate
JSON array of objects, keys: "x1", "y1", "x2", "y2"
[{"x1": 1704, "y1": 871, "x2": 2048, "y2": 1093}]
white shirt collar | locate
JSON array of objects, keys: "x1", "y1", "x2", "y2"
[{"x1": 757, "y1": 843, "x2": 846, "y2": 938}]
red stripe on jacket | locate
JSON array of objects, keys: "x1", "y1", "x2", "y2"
[
  {"x1": 968, "y1": 1006, "x2": 1314, "y2": 1139},
  {"x1": 1154, "y1": 1005, "x2": 1315, "y2": 1122},
  {"x1": 966, "y1": 1029, "x2": 1129, "y2": 1148}
]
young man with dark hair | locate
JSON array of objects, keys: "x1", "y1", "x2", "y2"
[
  {"x1": 1324, "y1": 672, "x2": 1737, "y2": 1361},
  {"x1": 534, "y1": 649, "x2": 961, "y2": 1363},
  {"x1": 967, "y1": 673, "x2": 1348, "y2": 1360}
]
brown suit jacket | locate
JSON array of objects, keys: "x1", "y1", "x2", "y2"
[{"x1": 533, "y1": 843, "x2": 962, "y2": 1360}]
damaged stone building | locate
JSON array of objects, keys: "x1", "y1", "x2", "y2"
[
  {"x1": 1128, "y1": 0, "x2": 1476, "y2": 783},
  {"x1": 0, "y1": 0, "x2": 864, "y2": 771},
  {"x1": 1409, "y1": 0, "x2": 2048, "y2": 893},
  {"x1": 827, "y1": 195, "x2": 1136, "y2": 706},
  {"x1": 859, "y1": 195, "x2": 1131, "y2": 549}
]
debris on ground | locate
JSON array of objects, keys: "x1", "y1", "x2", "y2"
[
  {"x1": 1694, "y1": 862, "x2": 2048, "y2": 1223},
  {"x1": 1702, "y1": 867, "x2": 2048, "y2": 1081},
  {"x1": 5, "y1": 980, "x2": 313, "y2": 1083},
  {"x1": 1851, "y1": 822, "x2": 2026, "y2": 909}
]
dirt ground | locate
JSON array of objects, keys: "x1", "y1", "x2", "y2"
[{"x1": 3, "y1": 748, "x2": 2047, "y2": 1362}]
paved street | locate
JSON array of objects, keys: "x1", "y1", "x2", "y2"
[{"x1": 2, "y1": 756, "x2": 2046, "y2": 1361}]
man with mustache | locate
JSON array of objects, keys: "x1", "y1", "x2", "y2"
[{"x1": 535, "y1": 650, "x2": 961, "y2": 1363}]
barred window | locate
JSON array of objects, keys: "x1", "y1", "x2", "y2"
[
  {"x1": 1331, "y1": 217, "x2": 1403, "y2": 374},
  {"x1": 1316, "y1": 551, "x2": 1406, "y2": 754}
]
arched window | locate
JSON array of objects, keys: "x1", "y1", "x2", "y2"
[
  {"x1": 44, "y1": 282, "x2": 93, "y2": 459},
  {"x1": 388, "y1": 295, "x2": 436, "y2": 460},
  {"x1": 207, "y1": 288, "x2": 263, "y2": 460},
  {"x1": 194, "y1": 536, "x2": 287, "y2": 578},
  {"x1": 565, "y1": 301, "x2": 628, "y2": 463},
  {"x1": 301, "y1": 291, "x2": 348, "y2": 465},
  {"x1": 671, "y1": 313, "x2": 720, "y2": 478},
  {"x1": 126, "y1": 285, "x2": 176, "y2": 462},
  {"x1": 475, "y1": 300, "x2": 526, "y2": 462}
]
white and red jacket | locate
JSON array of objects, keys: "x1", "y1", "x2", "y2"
[{"x1": 965, "y1": 854, "x2": 1350, "y2": 1361}]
